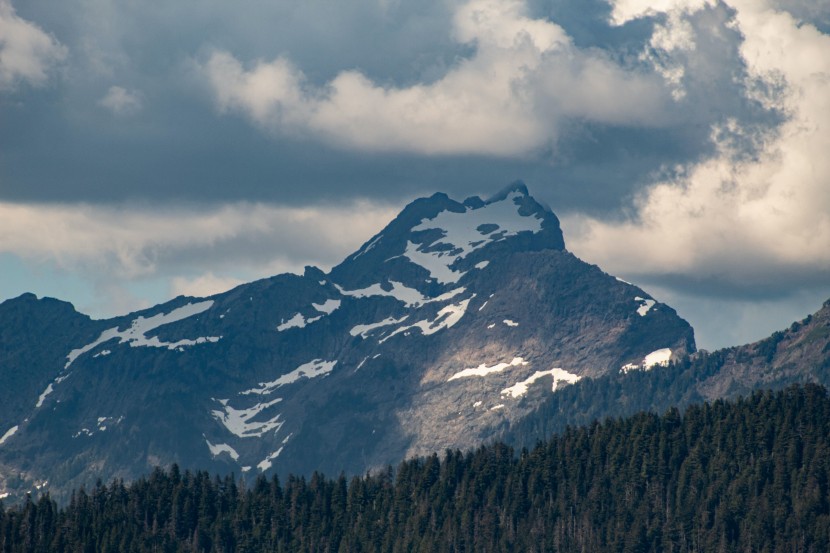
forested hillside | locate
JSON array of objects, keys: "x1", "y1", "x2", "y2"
[{"x1": 3, "y1": 385, "x2": 830, "y2": 552}]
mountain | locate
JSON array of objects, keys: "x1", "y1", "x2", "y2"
[
  {"x1": 502, "y1": 297, "x2": 830, "y2": 450},
  {"x1": 0, "y1": 183, "x2": 695, "y2": 502}
]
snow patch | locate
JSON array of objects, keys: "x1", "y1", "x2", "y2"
[
  {"x1": 487, "y1": 323, "x2": 496, "y2": 329},
  {"x1": 350, "y1": 316, "x2": 408, "y2": 339},
  {"x1": 257, "y1": 447, "x2": 284, "y2": 471},
  {"x1": 380, "y1": 296, "x2": 473, "y2": 343},
  {"x1": 65, "y1": 301, "x2": 217, "y2": 368},
  {"x1": 473, "y1": 401, "x2": 482, "y2": 407},
  {"x1": 0, "y1": 426, "x2": 19, "y2": 446},
  {"x1": 35, "y1": 383, "x2": 54, "y2": 408},
  {"x1": 205, "y1": 439, "x2": 240, "y2": 462},
  {"x1": 277, "y1": 312, "x2": 315, "y2": 331},
  {"x1": 335, "y1": 281, "x2": 464, "y2": 308},
  {"x1": 312, "y1": 299, "x2": 341, "y2": 314},
  {"x1": 448, "y1": 357, "x2": 527, "y2": 381},
  {"x1": 644, "y1": 348, "x2": 672, "y2": 368},
  {"x1": 475, "y1": 261, "x2": 490, "y2": 270},
  {"x1": 491, "y1": 404, "x2": 505, "y2": 410},
  {"x1": 93, "y1": 350, "x2": 111, "y2": 358},
  {"x1": 211, "y1": 397, "x2": 284, "y2": 438},
  {"x1": 503, "y1": 319, "x2": 519, "y2": 327},
  {"x1": 242, "y1": 359, "x2": 337, "y2": 395},
  {"x1": 622, "y1": 348, "x2": 673, "y2": 372},
  {"x1": 501, "y1": 369, "x2": 580, "y2": 398},
  {"x1": 634, "y1": 296, "x2": 656, "y2": 316},
  {"x1": 402, "y1": 192, "x2": 543, "y2": 283}
]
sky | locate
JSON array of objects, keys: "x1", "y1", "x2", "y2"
[{"x1": 1, "y1": 0, "x2": 829, "y2": 350}]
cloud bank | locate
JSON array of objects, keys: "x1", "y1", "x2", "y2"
[
  {"x1": 0, "y1": 200, "x2": 398, "y2": 299},
  {"x1": 201, "y1": 0, "x2": 670, "y2": 156},
  {"x1": 564, "y1": 0, "x2": 830, "y2": 298}
]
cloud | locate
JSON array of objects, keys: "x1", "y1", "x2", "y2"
[
  {"x1": 200, "y1": 0, "x2": 671, "y2": 156},
  {"x1": 0, "y1": 0, "x2": 66, "y2": 89},
  {"x1": 565, "y1": 0, "x2": 830, "y2": 297},
  {"x1": 0, "y1": 200, "x2": 399, "y2": 279},
  {"x1": 99, "y1": 85, "x2": 142, "y2": 115},
  {"x1": 170, "y1": 272, "x2": 245, "y2": 298}
]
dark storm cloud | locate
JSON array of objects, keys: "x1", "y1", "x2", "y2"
[{"x1": 0, "y1": 0, "x2": 770, "y2": 215}]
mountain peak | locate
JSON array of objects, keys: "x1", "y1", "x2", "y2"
[
  {"x1": 486, "y1": 180, "x2": 529, "y2": 202},
  {"x1": 330, "y1": 184, "x2": 565, "y2": 287}
]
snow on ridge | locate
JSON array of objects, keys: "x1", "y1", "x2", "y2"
[
  {"x1": 351, "y1": 234, "x2": 382, "y2": 260},
  {"x1": 380, "y1": 296, "x2": 473, "y2": 343},
  {"x1": 0, "y1": 425, "x2": 19, "y2": 446},
  {"x1": 448, "y1": 357, "x2": 528, "y2": 381},
  {"x1": 402, "y1": 193, "x2": 543, "y2": 284},
  {"x1": 205, "y1": 439, "x2": 240, "y2": 462},
  {"x1": 350, "y1": 316, "x2": 408, "y2": 339},
  {"x1": 635, "y1": 297, "x2": 656, "y2": 316},
  {"x1": 501, "y1": 368, "x2": 580, "y2": 398},
  {"x1": 211, "y1": 397, "x2": 284, "y2": 438},
  {"x1": 241, "y1": 359, "x2": 337, "y2": 396},
  {"x1": 65, "y1": 301, "x2": 217, "y2": 368}
]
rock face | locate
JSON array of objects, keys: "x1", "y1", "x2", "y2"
[{"x1": 0, "y1": 183, "x2": 694, "y2": 502}]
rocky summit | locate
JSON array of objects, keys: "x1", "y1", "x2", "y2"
[{"x1": 0, "y1": 183, "x2": 695, "y2": 502}]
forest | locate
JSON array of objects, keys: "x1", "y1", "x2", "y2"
[{"x1": 2, "y1": 384, "x2": 830, "y2": 552}]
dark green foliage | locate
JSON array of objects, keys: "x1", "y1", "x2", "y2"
[{"x1": 2, "y1": 385, "x2": 830, "y2": 552}]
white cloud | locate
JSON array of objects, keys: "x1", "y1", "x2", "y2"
[
  {"x1": 0, "y1": 0, "x2": 66, "y2": 89},
  {"x1": 99, "y1": 85, "x2": 142, "y2": 115},
  {"x1": 170, "y1": 273, "x2": 245, "y2": 298},
  {"x1": 566, "y1": 0, "x2": 830, "y2": 292},
  {"x1": 0, "y1": 200, "x2": 399, "y2": 279},
  {"x1": 200, "y1": 0, "x2": 670, "y2": 156}
]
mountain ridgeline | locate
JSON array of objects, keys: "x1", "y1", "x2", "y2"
[
  {"x1": 502, "y1": 297, "x2": 830, "y2": 451},
  {"x1": 2, "y1": 385, "x2": 830, "y2": 552},
  {"x1": 0, "y1": 183, "x2": 696, "y2": 502}
]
